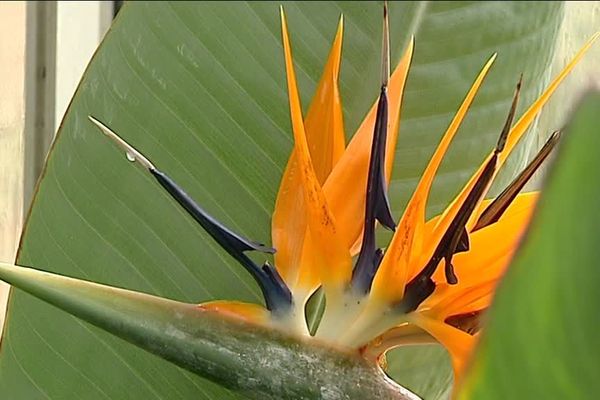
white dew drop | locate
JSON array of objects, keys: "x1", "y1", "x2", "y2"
[{"x1": 88, "y1": 116, "x2": 156, "y2": 171}]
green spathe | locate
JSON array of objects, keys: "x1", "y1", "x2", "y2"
[{"x1": 0, "y1": 262, "x2": 417, "y2": 400}]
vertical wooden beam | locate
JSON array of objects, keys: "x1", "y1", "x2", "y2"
[
  {"x1": 0, "y1": 1, "x2": 28, "y2": 333},
  {"x1": 55, "y1": 1, "x2": 113, "y2": 131},
  {"x1": 0, "y1": 1, "x2": 112, "y2": 338},
  {"x1": 23, "y1": 1, "x2": 57, "y2": 208}
]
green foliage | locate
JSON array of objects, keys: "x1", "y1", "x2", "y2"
[
  {"x1": 460, "y1": 92, "x2": 600, "y2": 399},
  {"x1": 0, "y1": 2, "x2": 566, "y2": 399}
]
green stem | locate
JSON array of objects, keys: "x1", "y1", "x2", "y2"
[{"x1": 0, "y1": 263, "x2": 419, "y2": 400}]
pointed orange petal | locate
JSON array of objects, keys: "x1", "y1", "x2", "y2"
[
  {"x1": 323, "y1": 38, "x2": 414, "y2": 254},
  {"x1": 279, "y1": 9, "x2": 351, "y2": 290},
  {"x1": 272, "y1": 15, "x2": 346, "y2": 291},
  {"x1": 304, "y1": 16, "x2": 346, "y2": 181},
  {"x1": 385, "y1": 149, "x2": 497, "y2": 289},
  {"x1": 413, "y1": 316, "x2": 477, "y2": 385},
  {"x1": 422, "y1": 280, "x2": 495, "y2": 320},
  {"x1": 199, "y1": 301, "x2": 271, "y2": 325},
  {"x1": 437, "y1": 192, "x2": 537, "y2": 284},
  {"x1": 500, "y1": 32, "x2": 599, "y2": 167},
  {"x1": 371, "y1": 55, "x2": 496, "y2": 302},
  {"x1": 404, "y1": 34, "x2": 597, "y2": 282},
  {"x1": 455, "y1": 33, "x2": 598, "y2": 231},
  {"x1": 418, "y1": 193, "x2": 537, "y2": 317},
  {"x1": 361, "y1": 323, "x2": 435, "y2": 362}
]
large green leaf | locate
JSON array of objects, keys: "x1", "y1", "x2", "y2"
[
  {"x1": 459, "y1": 92, "x2": 600, "y2": 399},
  {"x1": 0, "y1": 2, "x2": 566, "y2": 399}
]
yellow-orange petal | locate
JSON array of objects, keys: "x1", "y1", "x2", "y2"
[
  {"x1": 381, "y1": 29, "x2": 595, "y2": 286},
  {"x1": 392, "y1": 152, "x2": 495, "y2": 293},
  {"x1": 371, "y1": 55, "x2": 496, "y2": 302},
  {"x1": 361, "y1": 323, "x2": 436, "y2": 363},
  {"x1": 421, "y1": 280, "x2": 495, "y2": 321},
  {"x1": 416, "y1": 192, "x2": 537, "y2": 319},
  {"x1": 429, "y1": 191, "x2": 537, "y2": 286},
  {"x1": 429, "y1": 151, "x2": 497, "y2": 248},
  {"x1": 323, "y1": 37, "x2": 414, "y2": 254},
  {"x1": 463, "y1": 32, "x2": 598, "y2": 228},
  {"x1": 393, "y1": 34, "x2": 597, "y2": 288},
  {"x1": 279, "y1": 9, "x2": 352, "y2": 290},
  {"x1": 199, "y1": 301, "x2": 271, "y2": 325},
  {"x1": 304, "y1": 16, "x2": 346, "y2": 181},
  {"x1": 272, "y1": 15, "x2": 346, "y2": 291},
  {"x1": 413, "y1": 316, "x2": 477, "y2": 386},
  {"x1": 499, "y1": 32, "x2": 599, "y2": 168}
]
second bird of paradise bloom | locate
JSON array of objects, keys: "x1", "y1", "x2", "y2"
[{"x1": 89, "y1": 3, "x2": 599, "y2": 393}]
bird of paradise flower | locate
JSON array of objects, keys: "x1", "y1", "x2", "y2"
[{"x1": 89, "y1": 4, "x2": 598, "y2": 391}]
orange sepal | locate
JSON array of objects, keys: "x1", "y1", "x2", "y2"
[
  {"x1": 372, "y1": 55, "x2": 496, "y2": 302},
  {"x1": 199, "y1": 301, "x2": 271, "y2": 326},
  {"x1": 413, "y1": 316, "x2": 478, "y2": 388},
  {"x1": 272, "y1": 14, "x2": 346, "y2": 292},
  {"x1": 466, "y1": 32, "x2": 598, "y2": 228},
  {"x1": 323, "y1": 37, "x2": 414, "y2": 255},
  {"x1": 279, "y1": 9, "x2": 352, "y2": 291}
]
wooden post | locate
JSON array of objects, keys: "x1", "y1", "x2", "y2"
[
  {"x1": 0, "y1": 1, "x2": 28, "y2": 336},
  {"x1": 0, "y1": 1, "x2": 112, "y2": 338}
]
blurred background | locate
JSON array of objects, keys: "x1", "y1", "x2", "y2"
[{"x1": 0, "y1": 0, "x2": 598, "y2": 335}]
